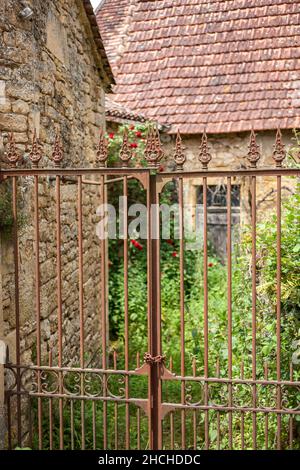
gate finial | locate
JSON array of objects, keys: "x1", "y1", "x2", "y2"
[
  {"x1": 96, "y1": 128, "x2": 108, "y2": 167},
  {"x1": 272, "y1": 128, "x2": 286, "y2": 167},
  {"x1": 144, "y1": 125, "x2": 164, "y2": 169},
  {"x1": 29, "y1": 129, "x2": 43, "y2": 168},
  {"x1": 6, "y1": 133, "x2": 20, "y2": 167},
  {"x1": 247, "y1": 129, "x2": 260, "y2": 168},
  {"x1": 119, "y1": 128, "x2": 133, "y2": 168},
  {"x1": 174, "y1": 130, "x2": 186, "y2": 171},
  {"x1": 52, "y1": 132, "x2": 63, "y2": 168},
  {"x1": 198, "y1": 130, "x2": 211, "y2": 169}
]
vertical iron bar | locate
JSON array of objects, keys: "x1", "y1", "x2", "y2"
[
  {"x1": 276, "y1": 175, "x2": 282, "y2": 450},
  {"x1": 203, "y1": 176, "x2": 209, "y2": 449},
  {"x1": 264, "y1": 362, "x2": 269, "y2": 449},
  {"x1": 241, "y1": 361, "x2": 245, "y2": 450},
  {"x1": 149, "y1": 173, "x2": 162, "y2": 449},
  {"x1": 92, "y1": 401, "x2": 97, "y2": 450},
  {"x1": 34, "y1": 174, "x2": 42, "y2": 449},
  {"x1": 100, "y1": 174, "x2": 107, "y2": 449},
  {"x1": 216, "y1": 358, "x2": 220, "y2": 450},
  {"x1": 289, "y1": 362, "x2": 293, "y2": 449},
  {"x1": 123, "y1": 176, "x2": 130, "y2": 450},
  {"x1": 78, "y1": 175, "x2": 85, "y2": 450},
  {"x1": 192, "y1": 357, "x2": 197, "y2": 450},
  {"x1": 251, "y1": 175, "x2": 257, "y2": 449},
  {"x1": 6, "y1": 394, "x2": 12, "y2": 449},
  {"x1": 136, "y1": 352, "x2": 141, "y2": 450},
  {"x1": 114, "y1": 350, "x2": 118, "y2": 450},
  {"x1": 70, "y1": 400, "x2": 74, "y2": 450},
  {"x1": 146, "y1": 173, "x2": 152, "y2": 448},
  {"x1": 48, "y1": 351, "x2": 53, "y2": 450},
  {"x1": 12, "y1": 176, "x2": 21, "y2": 446},
  {"x1": 169, "y1": 357, "x2": 174, "y2": 449},
  {"x1": 28, "y1": 396, "x2": 33, "y2": 449},
  {"x1": 56, "y1": 174, "x2": 64, "y2": 450},
  {"x1": 227, "y1": 177, "x2": 233, "y2": 449},
  {"x1": 179, "y1": 176, "x2": 185, "y2": 449}
]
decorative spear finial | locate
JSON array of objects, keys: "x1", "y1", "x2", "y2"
[
  {"x1": 96, "y1": 128, "x2": 108, "y2": 168},
  {"x1": 6, "y1": 133, "x2": 20, "y2": 167},
  {"x1": 198, "y1": 130, "x2": 211, "y2": 170},
  {"x1": 52, "y1": 132, "x2": 63, "y2": 168},
  {"x1": 247, "y1": 129, "x2": 260, "y2": 168},
  {"x1": 29, "y1": 129, "x2": 42, "y2": 168},
  {"x1": 272, "y1": 128, "x2": 286, "y2": 168},
  {"x1": 144, "y1": 125, "x2": 164, "y2": 168},
  {"x1": 119, "y1": 128, "x2": 133, "y2": 168},
  {"x1": 174, "y1": 130, "x2": 186, "y2": 171}
]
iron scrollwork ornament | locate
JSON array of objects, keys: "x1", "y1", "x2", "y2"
[
  {"x1": 185, "y1": 380, "x2": 205, "y2": 407},
  {"x1": 106, "y1": 373, "x2": 126, "y2": 400}
]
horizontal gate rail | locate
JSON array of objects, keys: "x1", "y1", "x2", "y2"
[{"x1": 1, "y1": 167, "x2": 299, "y2": 178}]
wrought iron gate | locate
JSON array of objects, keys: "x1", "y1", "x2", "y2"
[{"x1": 1, "y1": 128, "x2": 300, "y2": 450}]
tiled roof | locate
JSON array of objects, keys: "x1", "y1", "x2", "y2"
[
  {"x1": 82, "y1": 0, "x2": 115, "y2": 87},
  {"x1": 97, "y1": 0, "x2": 300, "y2": 134}
]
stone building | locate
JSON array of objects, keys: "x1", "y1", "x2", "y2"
[
  {"x1": 0, "y1": 0, "x2": 114, "y2": 404},
  {"x1": 96, "y1": 0, "x2": 300, "y2": 254}
]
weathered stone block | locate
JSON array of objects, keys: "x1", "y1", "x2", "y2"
[
  {"x1": 0, "y1": 113, "x2": 27, "y2": 132},
  {"x1": 11, "y1": 100, "x2": 30, "y2": 115}
]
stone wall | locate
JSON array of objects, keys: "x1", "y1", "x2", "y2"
[{"x1": 0, "y1": 0, "x2": 109, "y2": 373}]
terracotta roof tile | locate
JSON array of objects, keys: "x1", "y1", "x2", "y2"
[
  {"x1": 97, "y1": 0, "x2": 300, "y2": 133},
  {"x1": 105, "y1": 95, "x2": 147, "y2": 122},
  {"x1": 95, "y1": 0, "x2": 133, "y2": 65}
]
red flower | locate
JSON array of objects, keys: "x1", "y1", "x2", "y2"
[
  {"x1": 172, "y1": 252, "x2": 178, "y2": 257},
  {"x1": 166, "y1": 239, "x2": 174, "y2": 246},
  {"x1": 130, "y1": 239, "x2": 143, "y2": 251},
  {"x1": 159, "y1": 165, "x2": 164, "y2": 172},
  {"x1": 130, "y1": 142, "x2": 138, "y2": 148},
  {"x1": 135, "y1": 131, "x2": 142, "y2": 138},
  {"x1": 208, "y1": 262, "x2": 213, "y2": 267},
  {"x1": 129, "y1": 125, "x2": 135, "y2": 130},
  {"x1": 108, "y1": 133, "x2": 114, "y2": 139}
]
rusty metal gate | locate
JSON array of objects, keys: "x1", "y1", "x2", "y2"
[{"x1": 1, "y1": 128, "x2": 300, "y2": 450}]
